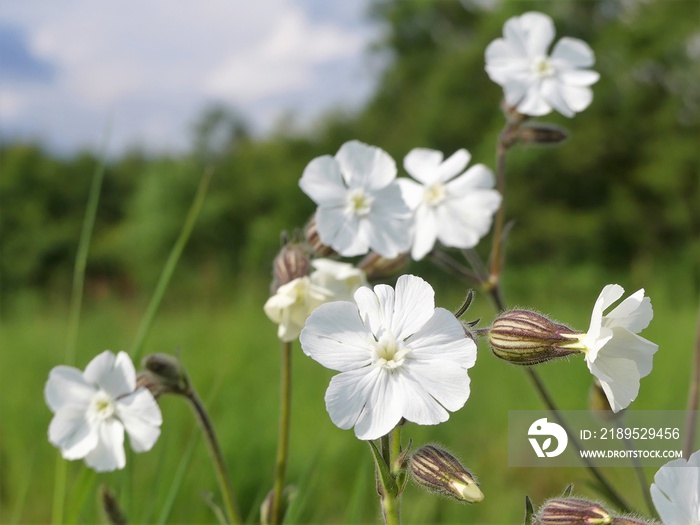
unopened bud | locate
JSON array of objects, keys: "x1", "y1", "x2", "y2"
[
  {"x1": 518, "y1": 124, "x2": 568, "y2": 145},
  {"x1": 141, "y1": 353, "x2": 190, "y2": 395},
  {"x1": 272, "y1": 240, "x2": 311, "y2": 292},
  {"x1": 488, "y1": 310, "x2": 582, "y2": 365},
  {"x1": 357, "y1": 251, "x2": 410, "y2": 280},
  {"x1": 100, "y1": 485, "x2": 127, "y2": 525},
  {"x1": 304, "y1": 218, "x2": 336, "y2": 258},
  {"x1": 410, "y1": 445, "x2": 483, "y2": 503},
  {"x1": 535, "y1": 498, "x2": 612, "y2": 525}
]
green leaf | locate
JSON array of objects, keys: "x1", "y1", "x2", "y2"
[{"x1": 368, "y1": 440, "x2": 398, "y2": 498}]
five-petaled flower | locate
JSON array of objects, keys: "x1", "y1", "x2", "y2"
[
  {"x1": 564, "y1": 284, "x2": 658, "y2": 412},
  {"x1": 398, "y1": 148, "x2": 502, "y2": 260},
  {"x1": 650, "y1": 449, "x2": 700, "y2": 525},
  {"x1": 45, "y1": 350, "x2": 162, "y2": 472},
  {"x1": 299, "y1": 140, "x2": 412, "y2": 258},
  {"x1": 300, "y1": 274, "x2": 477, "y2": 441},
  {"x1": 485, "y1": 11, "x2": 600, "y2": 117}
]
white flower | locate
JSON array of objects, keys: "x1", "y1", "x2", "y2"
[
  {"x1": 264, "y1": 259, "x2": 367, "y2": 342},
  {"x1": 45, "y1": 350, "x2": 162, "y2": 472},
  {"x1": 299, "y1": 140, "x2": 412, "y2": 258},
  {"x1": 300, "y1": 274, "x2": 477, "y2": 441},
  {"x1": 650, "y1": 449, "x2": 700, "y2": 525},
  {"x1": 485, "y1": 11, "x2": 600, "y2": 117},
  {"x1": 573, "y1": 284, "x2": 658, "y2": 412},
  {"x1": 398, "y1": 148, "x2": 502, "y2": 260}
]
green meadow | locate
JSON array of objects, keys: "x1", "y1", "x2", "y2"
[{"x1": 1, "y1": 262, "x2": 696, "y2": 523}]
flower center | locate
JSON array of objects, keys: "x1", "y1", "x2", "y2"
[
  {"x1": 532, "y1": 57, "x2": 555, "y2": 78},
  {"x1": 423, "y1": 183, "x2": 446, "y2": 206},
  {"x1": 373, "y1": 334, "x2": 409, "y2": 370},
  {"x1": 89, "y1": 390, "x2": 115, "y2": 422},
  {"x1": 346, "y1": 188, "x2": 373, "y2": 217}
]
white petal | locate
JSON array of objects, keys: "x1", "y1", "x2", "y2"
[
  {"x1": 394, "y1": 370, "x2": 449, "y2": 426},
  {"x1": 604, "y1": 289, "x2": 653, "y2": 333},
  {"x1": 397, "y1": 178, "x2": 424, "y2": 210},
  {"x1": 411, "y1": 205, "x2": 438, "y2": 261},
  {"x1": 83, "y1": 350, "x2": 135, "y2": 398},
  {"x1": 541, "y1": 78, "x2": 575, "y2": 118},
  {"x1": 517, "y1": 84, "x2": 553, "y2": 116},
  {"x1": 557, "y1": 83, "x2": 594, "y2": 113},
  {"x1": 48, "y1": 406, "x2": 98, "y2": 460},
  {"x1": 403, "y1": 148, "x2": 444, "y2": 184},
  {"x1": 336, "y1": 140, "x2": 396, "y2": 191},
  {"x1": 513, "y1": 12, "x2": 555, "y2": 57},
  {"x1": 354, "y1": 285, "x2": 386, "y2": 340},
  {"x1": 390, "y1": 275, "x2": 435, "y2": 341},
  {"x1": 353, "y1": 370, "x2": 404, "y2": 440},
  {"x1": 324, "y1": 366, "x2": 383, "y2": 432},
  {"x1": 84, "y1": 418, "x2": 126, "y2": 472},
  {"x1": 558, "y1": 69, "x2": 600, "y2": 87},
  {"x1": 403, "y1": 360, "x2": 471, "y2": 414},
  {"x1": 300, "y1": 301, "x2": 374, "y2": 372},
  {"x1": 45, "y1": 366, "x2": 96, "y2": 412},
  {"x1": 446, "y1": 165, "x2": 496, "y2": 194},
  {"x1": 116, "y1": 388, "x2": 162, "y2": 453},
  {"x1": 408, "y1": 308, "x2": 478, "y2": 370},
  {"x1": 485, "y1": 39, "x2": 528, "y2": 85},
  {"x1": 299, "y1": 156, "x2": 347, "y2": 206},
  {"x1": 651, "y1": 451, "x2": 700, "y2": 525},
  {"x1": 434, "y1": 195, "x2": 500, "y2": 249},
  {"x1": 435, "y1": 149, "x2": 471, "y2": 183},
  {"x1": 586, "y1": 284, "x2": 624, "y2": 342},
  {"x1": 316, "y1": 207, "x2": 369, "y2": 257},
  {"x1": 551, "y1": 37, "x2": 595, "y2": 68},
  {"x1": 364, "y1": 184, "x2": 413, "y2": 258}
]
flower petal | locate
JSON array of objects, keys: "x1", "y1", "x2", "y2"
[
  {"x1": 316, "y1": 207, "x2": 369, "y2": 257},
  {"x1": 299, "y1": 155, "x2": 347, "y2": 206},
  {"x1": 604, "y1": 288, "x2": 653, "y2": 333},
  {"x1": 403, "y1": 360, "x2": 471, "y2": 414},
  {"x1": 395, "y1": 370, "x2": 450, "y2": 426},
  {"x1": 435, "y1": 149, "x2": 471, "y2": 183},
  {"x1": 352, "y1": 370, "x2": 404, "y2": 440},
  {"x1": 364, "y1": 184, "x2": 413, "y2": 258},
  {"x1": 518, "y1": 84, "x2": 553, "y2": 116},
  {"x1": 397, "y1": 178, "x2": 424, "y2": 210},
  {"x1": 411, "y1": 205, "x2": 438, "y2": 261},
  {"x1": 446, "y1": 164, "x2": 496, "y2": 194},
  {"x1": 587, "y1": 284, "x2": 625, "y2": 342},
  {"x1": 49, "y1": 406, "x2": 98, "y2": 460},
  {"x1": 84, "y1": 418, "x2": 126, "y2": 472},
  {"x1": 83, "y1": 350, "x2": 136, "y2": 398},
  {"x1": 300, "y1": 301, "x2": 374, "y2": 372},
  {"x1": 336, "y1": 140, "x2": 396, "y2": 191},
  {"x1": 324, "y1": 366, "x2": 383, "y2": 432},
  {"x1": 512, "y1": 12, "x2": 555, "y2": 57},
  {"x1": 540, "y1": 78, "x2": 575, "y2": 118},
  {"x1": 45, "y1": 365, "x2": 96, "y2": 413},
  {"x1": 403, "y1": 148, "x2": 444, "y2": 184},
  {"x1": 390, "y1": 275, "x2": 435, "y2": 341},
  {"x1": 116, "y1": 388, "x2": 162, "y2": 453},
  {"x1": 551, "y1": 37, "x2": 595, "y2": 68},
  {"x1": 557, "y1": 83, "x2": 593, "y2": 114},
  {"x1": 651, "y1": 450, "x2": 700, "y2": 525},
  {"x1": 408, "y1": 308, "x2": 478, "y2": 370}
]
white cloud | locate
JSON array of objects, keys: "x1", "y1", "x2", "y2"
[{"x1": 0, "y1": 0, "x2": 378, "y2": 154}]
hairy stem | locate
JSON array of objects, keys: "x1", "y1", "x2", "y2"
[{"x1": 271, "y1": 341, "x2": 293, "y2": 525}]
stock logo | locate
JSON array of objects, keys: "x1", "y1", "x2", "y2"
[{"x1": 528, "y1": 418, "x2": 568, "y2": 458}]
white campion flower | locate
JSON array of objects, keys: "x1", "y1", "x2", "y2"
[
  {"x1": 485, "y1": 11, "x2": 600, "y2": 117},
  {"x1": 300, "y1": 274, "x2": 477, "y2": 441},
  {"x1": 398, "y1": 148, "x2": 502, "y2": 260},
  {"x1": 566, "y1": 284, "x2": 658, "y2": 412},
  {"x1": 650, "y1": 449, "x2": 700, "y2": 525},
  {"x1": 264, "y1": 259, "x2": 367, "y2": 342},
  {"x1": 45, "y1": 350, "x2": 162, "y2": 472},
  {"x1": 299, "y1": 140, "x2": 412, "y2": 258}
]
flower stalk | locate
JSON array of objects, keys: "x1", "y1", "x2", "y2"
[{"x1": 270, "y1": 341, "x2": 293, "y2": 525}]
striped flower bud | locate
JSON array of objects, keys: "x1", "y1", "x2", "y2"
[
  {"x1": 535, "y1": 498, "x2": 613, "y2": 525},
  {"x1": 488, "y1": 310, "x2": 582, "y2": 365},
  {"x1": 271, "y1": 239, "x2": 311, "y2": 293},
  {"x1": 357, "y1": 251, "x2": 410, "y2": 280},
  {"x1": 410, "y1": 445, "x2": 483, "y2": 503},
  {"x1": 518, "y1": 123, "x2": 568, "y2": 145},
  {"x1": 140, "y1": 353, "x2": 190, "y2": 396},
  {"x1": 304, "y1": 218, "x2": 336, "y2": 258}
]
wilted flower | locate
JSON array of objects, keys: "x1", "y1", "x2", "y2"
[
  {"x1": 398, "y1": 148, "x2": 501, "y2": 260},
  {"x1": 650, "y1": 449, "x2": 700, "y2": 525},
  {"x1": 410, "y1": 445, "x2": 483, "y2": 503},
  {"x1": 300, "y1": 274, "x2": 477, "y2": 441},
  {"x1": 45, "y1": 351, "x2": 162, "y2": 472},
  {"x1": 485, "y1": 11, "x2": 600, "y2": 117},
  {"x1": 299, "y1": 140, "x2": 412, "y2": 258},
  {"x1": 264, "y1": 259, "x2": 366, "y2": 342}
]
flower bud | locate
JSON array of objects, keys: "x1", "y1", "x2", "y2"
[
  {"x1": 100, "y1": 485, "x2": 127, "y2": 525},
  {"x1": 141, "y1": 353, "x2": 190, "y2": 395},
  {"x1": 271, "y1": 240, "x2": 311, "y2": 293},
  {"x1": 357, "y1": 251, "x2": 410, "y2": 280},
  {"x1": 535, "y1": 498, "x2": 613, "y2": 525},
  {"x1": 304, "y1": 218, "x2": 336, "y2": 258},
  {"x1": 518, "y1": 123, "x2": 568, "y2": 145},
  {"x1": 410, "y1": 445, "x2": 484, "y2": 503},
  {"x1": 488, "y1": 310, "x2": 582, "y2": 365}
]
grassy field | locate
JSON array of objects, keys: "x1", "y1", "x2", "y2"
[{"x1": 1, "y1": 263, "x2": 697, "y2": 524}]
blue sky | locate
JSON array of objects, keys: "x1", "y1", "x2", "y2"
[{"x1": 0, "y1": 0, "x2": 380, "y2": 155}]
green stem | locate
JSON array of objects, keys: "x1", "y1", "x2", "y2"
[
  {"x1": 271, "y1": 341, "x2": 293, "y2": 525},
  {"x1": 378, "y1": 427, "x2": 402, "y2": 525},
  {"x1": 186, "y1": 390, "x2": 242, "y2": 525},
  {"x1": 131, "y1": 168, "x2": 213, "y2": 362},
  {"x1": 52, "y1": 153, "x2": 107, "y2": 525}
]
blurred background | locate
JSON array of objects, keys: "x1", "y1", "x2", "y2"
[{"x1": 1, "y1": 0, "x2": 698, "y2": 523}]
